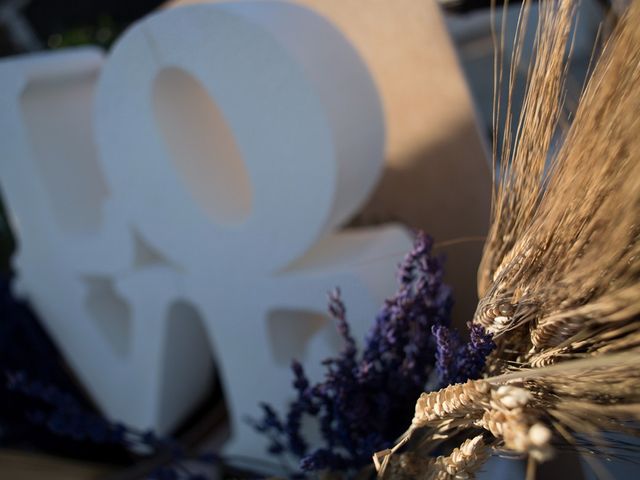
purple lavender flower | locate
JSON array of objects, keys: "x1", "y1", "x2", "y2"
[
  {"x1": 328, "y1": 288, "x2": 357, "y2": 365},
  {"x1": 433, "y1": 321, "x2": 495, "y2": 387},
  {"x1": 252, "y1": 232, "x2": 495, "y2": 474},
  {"x1": 433, "y1": 324, "x2": 458, "y2": 384},
  {"x1": 459, "y1": 322, "x2": 495, "y2": 382},
  {"x1": 5, "y1": 372, "x2": 220, "y2": 480}
]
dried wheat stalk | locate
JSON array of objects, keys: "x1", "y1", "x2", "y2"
[
  {"x1": 378, "y1": 0, "x2": 640, "y2": 477},
  {"x1": 384, "y1": 435, "x2": 492, "y2": 480}
]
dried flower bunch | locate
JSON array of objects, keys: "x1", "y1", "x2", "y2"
[
  {"x1": 380, "y1": 0, "x2": 640, "y2": 477},
  {"x1": 253, "y1": 234, "x2": 495, "y2": 474}
]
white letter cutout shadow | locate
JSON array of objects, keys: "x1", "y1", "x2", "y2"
[{"x1": 0, "y1": 1, "x2": 412, "y2": 460}]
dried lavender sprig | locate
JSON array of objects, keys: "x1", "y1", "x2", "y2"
[
  {"x1": 433, "y1": 322, "x2": 494, "y2": 387},
  {"x1": 432, "y1": 324, "x2": 459, "y2": 386},
  {"x1": 460, "y1": 322, "x2": 495, "y2": 381},
  {"x1": 5, "y1": 371, "x2": 218, "y2": 480}
]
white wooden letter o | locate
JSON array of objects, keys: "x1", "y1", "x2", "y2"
[{"x1": 96, "y1": 1, "x2": 385, "y2": 274}]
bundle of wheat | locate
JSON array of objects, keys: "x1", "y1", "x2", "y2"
[{"x1": 377, "y1": 0, "x2": 640, "y2": 477}]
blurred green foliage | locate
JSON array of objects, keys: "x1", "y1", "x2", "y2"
[{"x1": 46, "y1": 15, "x2": 122, "y2": 50}]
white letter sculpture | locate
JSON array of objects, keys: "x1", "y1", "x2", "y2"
[{"x1": 0, "y1": 1, "x2": 412, "y2": 460}]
